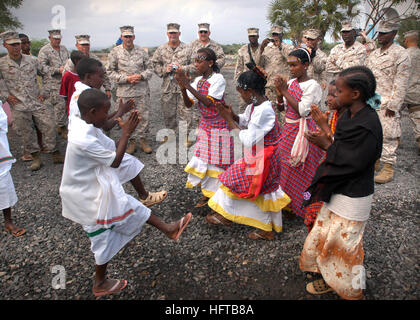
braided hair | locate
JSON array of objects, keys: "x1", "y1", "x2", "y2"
[
  {"x1": 237, "y1": 65, "x2": 267, "y2": 96},
  {"x1": 288, "y1": 47, "x2": 315, "y2": 65},
  {"x1": 197, "y1": 47, "x2": 220, "y2": 73},
  {"x1": 338, "y1": 66, "x2": 376, "y2": 102}
]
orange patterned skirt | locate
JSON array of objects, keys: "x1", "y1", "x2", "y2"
[{"x1": 299, "y1": 204, "x2": 367, "y2": 300}]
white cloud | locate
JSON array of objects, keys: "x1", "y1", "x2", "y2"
[{"x1": 6, "y1": 0, "x2": 272, "y2": 51}]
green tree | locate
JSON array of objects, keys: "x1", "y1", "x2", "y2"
[
  {"x1": 0, "y1": 0, "x2": 23, "y2": 33},
  {"x1": 362, "y1": 0, "x2": 419, "y2": 34},
  {"x1": 267, "y1": 0, "x2": 361, "y2": 45},
  {"x1": 397, "y1": 16, "x2": 420, "y2": 46},
  {"x1": 30, "y1": 39, "x2": 48, "y2": 57}
]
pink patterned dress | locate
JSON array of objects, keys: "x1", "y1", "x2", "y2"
[{"x1": 279, "y1": 79, "x2": 325, "y2": 218}]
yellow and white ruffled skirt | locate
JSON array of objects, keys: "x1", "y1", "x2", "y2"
[
  {"x1": 185, "y1": 156, "x2": 225, "y2": 198},
  {"x1": 208, "y1": 184, "x2": 290, "y2": 233}
]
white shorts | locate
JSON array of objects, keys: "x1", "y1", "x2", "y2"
[{"x1": 0, "y1": 171, "x2": 17, "y2": 210}]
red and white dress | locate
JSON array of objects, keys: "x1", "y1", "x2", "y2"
[
  {"x1": 279, "y1": 78, "x2": 324, "y2": 218},
  {"x1": 185, "y1": 73, "x2": 235, "y2": 198},
  {"x1": 208, "y1": 101, "x2": 290, "y2": 232}
]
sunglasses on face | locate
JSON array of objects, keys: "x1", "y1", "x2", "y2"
[
  {"x1": 199, "y1": 31, "x2": 208, "y2": 34},
  {"x1": 123, "y1": 35, "x2": 133, "y2": 38}
]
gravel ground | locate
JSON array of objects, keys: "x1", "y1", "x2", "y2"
[{"x1": 0, "y1": 67, "x2": 419, "y2": 300}]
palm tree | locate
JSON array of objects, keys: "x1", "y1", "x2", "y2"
[{"x1": 267, "y1": 0, "x2": 361, "y2": 45}]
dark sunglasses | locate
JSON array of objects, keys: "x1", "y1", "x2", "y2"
[
  {"x1": 199, "y1": 30, "x2": 208, "y2": 34},
  {"x1": 123, "y1": 35, "x2": 133, "y2": 38}
]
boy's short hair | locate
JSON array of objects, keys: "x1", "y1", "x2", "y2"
[
  {"x1": 76, "y1": 57, "x2": 103, "y2": 80},
  {"x1": 70, "y1": 50, "x2": 86, "y2": 65},
  {"x1": 78, "y1": 88, "x2": 108, "y2": 115}
]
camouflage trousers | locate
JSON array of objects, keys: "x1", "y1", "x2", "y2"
[
  {"x1": 161, "y1": 92, "x2": 192, "y2": 131},
  {"x1": 46, "y1": 89, "x2": 67, "y2": 128},
  {"x1": 120, "y1": 95, "x2": 150, "y2": 141},
  {"x1": 377, "y1": 109, "x2": 401, "y2": 165},
  {"x1": 407, "y1": 104, "x2": 420, "y2": 141},
  {"x1": 265, "y1": 86, "x2": 285, "y2": 127},
  {"x1": 11, "y1": 105, "x2": 57, "y2": 154}
]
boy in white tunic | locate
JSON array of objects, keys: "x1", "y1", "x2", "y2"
[
  {"x1": 69, "y1": 57, "x2": 168, "y2": 207},
  {"x1": 0, "y1": 101, "x2": 25, "y2": 237},
  {"x1": 60, "y1": 89, "x2": 192, "y2": 297}
]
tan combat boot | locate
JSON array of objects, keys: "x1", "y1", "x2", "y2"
[
  {"x1": 56, "y1": 126, "x2": 62, "y2": 135},
  {"x1": 29, "y1": 152, "x2": 43, "y2": 171},
  {"x1": 374, "y1": 163, "x2": 394, "y2": 184},
  {"x1": 140, "y1": 138, "x2": 152, "y2": 154},
  {"x1": 51, "y1": 150, "x2": 64, "y2": 164},
  {"x1": 126, "y1": 139, "x2": 137, "y2": 155},
  {"x1": 60, "y1": 126, "x2": 68, "y2": 139},
  {"x1": 374, "y1": 159, "x2": 381, "y2": 172},
  {"x1": 185, "y1": 139, "x2": 194, "y2": 148}
]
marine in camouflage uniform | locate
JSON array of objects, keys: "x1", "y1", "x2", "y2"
[
  {"x1": 303, "y1": 29, "x2": 328, "y2": 108},
  {"x1": 258, "y1": 25, "x2": 294, "y2": 124},
  {"x1": 107, "y1": 26, "x2": 154, "y2": 154},
  {"x1": 151, "y1": 23, "x2": 190, "y2": 137},
  {"x1": 366, "y1": 20, "x2": 411, "y2": 183},
  {"x1": 180, "y1": 23, "x2": 225, "y2": 80},
  {"x1": 0, "y1": 31, "x2": 64, "y2": 171},
  {"x1": 234, "y1": 28, "x2": 262, "y2": 112},
  {"x1": 403, "y1": 30, "x2": 420, "y2": 154},
  {"x1": 326, "y1": 21, "x2": 367, "y2": 78},
  {"x1": 179, "y1": 23, "x2": 225, "y2": 127},
  {"x1": 62, "y1": 35, "x2": 112, "y2": 97},
  {"x1": 37, "y1": 29, "x2": 69, "y2": 137}
]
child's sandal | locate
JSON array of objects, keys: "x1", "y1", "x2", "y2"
[
  {"x1": 140, "y1": 190, "x2": 167, "y2": 207},
  {"x1": 306, "y1": 279, "x2": 334, "y2": 295}
]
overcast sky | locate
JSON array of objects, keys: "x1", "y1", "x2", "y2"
[{"x1": 8, "y1": 0, "x2": 275, "y2": 51}]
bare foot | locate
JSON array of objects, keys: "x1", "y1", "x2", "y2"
[
  {"x1": 166, "y1": 212, "x2": 192, "y2": 241},
  {"x1": 5, "y1": 222, "x2": 26, "y2": 237},
  {"x1": 92, "y1": 278, "x2": 127, "y2": 297}
]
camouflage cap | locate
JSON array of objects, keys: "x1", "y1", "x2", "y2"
[
  {"x1": 403, "y1": 30, "x2": 419, "y2": 39},
  {"x1": 167, "y1": 23, "x2": 180, "y2": 33},
  {"x1": 198, "y1": 23, "x2": 210, "y2": 32},
  {"x1": 0, "y1": 30, "x2": 21, "y2": 45},
  {"x1": 377, "y1": 20, "x2": 399, "y2": 33},
  {"x1": 271, "y1": 25, "x2": 283, "y2": 35},
  {"x1": 303, "y1": 29, "x2": 320, "y2": 39},
  {"x1": 48, "y1": 29, "x2": 62, "y2": 39},
  {"x1": 75, "y1": 34, "x2": 90, "y2": 45},
  {"x1": 341, "y1": 21, "x2": 354, "y2": 32},
  {"x1": 120, "y1": 26, "x2": 134, "y2": 36},
  {"x1": 247, "y1": 28, "x2": 259, "y2": 36}
]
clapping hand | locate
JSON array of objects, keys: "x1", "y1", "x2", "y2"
[
  {"x1": 274, "y1": 74, "x2": 288, "y2": 96},
  {"x1": 118, "y1": 98, "x2": 135, "y2": 115},
  {"x1": 310, "y1": 104, "x2": 330, "y2": 132},
  {"x1": 304, "y1": 129, "x2": 332, "y2": 150},
  {"x1": 117, "y1": 110, "x2": 141, "y2": 136},
  {"x1": 174, "y1": 68, "x2": 190, "y2": 89},
  {"x1": 215, "y1": 102, "x2": 233, "y2": 121}
]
